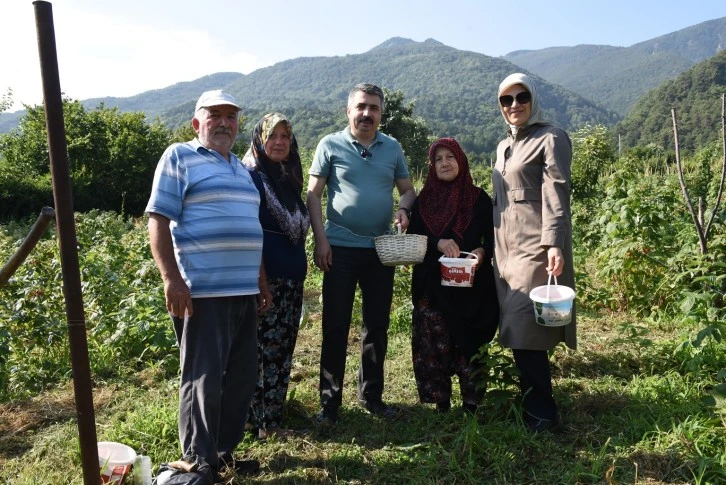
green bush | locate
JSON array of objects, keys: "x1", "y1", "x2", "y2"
[
  {"x1": 0, "y1": 99, "x2": 172, "y2": 219},
  {"x1": 0, "y1": 211, "x2": 175, "y2": 400}
]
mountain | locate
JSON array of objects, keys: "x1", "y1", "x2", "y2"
[
  {"x1": 0, "y1": 73, "x2": 244, "y2": 134},
  {"x1": 83, "y1": 72, "x2": 243, "y2": 119},
  {"x1": 197, "y1": 38, "x2": 618, "y2": 156},
  {"x1": 504, "y1": 17, "x2": 726, "y2": 116},
  {"x1": 43, "y1": 38, "x2": 611, "y2": 158},
  {"x1": 616, "y1": 49, "x2": 726, "y2": 151}
]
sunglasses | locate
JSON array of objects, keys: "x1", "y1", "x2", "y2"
[{"x1": 499, "y1": 92, "x2": 531, "y2": 107}]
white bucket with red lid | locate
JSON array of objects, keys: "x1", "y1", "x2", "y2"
[
  {"x1": 98, "y1": 441, "x2": 136, "y2": 484},
  {"x1": 438, "y1": 251, "x2": 478, "y2": 287}
]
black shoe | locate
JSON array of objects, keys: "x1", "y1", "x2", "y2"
[
  {"x1": 361, "y1": 400, "x2": 398, "y2": 419},
  {"x1": 435, "y1": 401, "x2": 451, "y2": 413},
  {"x1": 462, "y1": 402, "x2": 478, "y2": 415},
  {"x1": 525, "y1": 415, "x2": 561, "y2": 434},
  {"x1": 315, "y1": 406, "x2": 339, "y2": 425},
  {"x1": 219, "y1": 455, "x2": 260, "y2": 476}
]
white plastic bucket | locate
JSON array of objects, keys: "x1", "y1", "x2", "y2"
[
  {"x1": 529, "y1": 274, "x2": 575, "y2": 327},
  {"x1": 438, "y1": 252, "x2": 478, "y2": 287},
  {"x1": 98, "y1": 441, "x2": 137, "y2": 484}
]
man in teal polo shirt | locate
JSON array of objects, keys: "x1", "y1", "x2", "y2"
[{"x1": 307, "y1": 83, "x2": 416, "y2": 424}]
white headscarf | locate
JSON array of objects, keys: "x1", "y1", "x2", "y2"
[{"x1": 498, "y1": 73, "x2": 547, "y2": 134}]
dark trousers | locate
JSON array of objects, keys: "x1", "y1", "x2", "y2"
[
  {"x1": 512, "y1": 349, "x2": 558, "y2": 420},
  {"x1": 173, "y1": 296, "x2": 258, "y2": 470},
  {"x1": 319, "y1": 246, "x2": 395, "y2": 409}
]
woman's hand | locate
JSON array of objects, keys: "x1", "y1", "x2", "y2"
[
  {"x1": 437, "y1": 239, "x2": 460, "y2": 258},
  {"x1": 546, "y1": 246, "x2": 564, "y2": 277},
  {"x1": 470, "y1": 247, "x2": 486, "y2": 270}
]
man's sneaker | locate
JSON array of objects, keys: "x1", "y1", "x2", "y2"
[
  {"x1": 315, "y1": 406, "x2": 339, "y2": 425},
  {"x1": 361, "y1": 400, "x2": 398, "y2": 419}
]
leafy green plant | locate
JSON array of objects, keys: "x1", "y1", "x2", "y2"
[{"x1": 471, "y1": 342, "x2": 520, "y2": 413}]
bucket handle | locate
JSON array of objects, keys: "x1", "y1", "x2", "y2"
[
  {"x1": 459, "y1": 251, "x2": 477, "y2": 260},
  {"x1": 546, "y1": 273, "x2": 558, "y2": 300}
]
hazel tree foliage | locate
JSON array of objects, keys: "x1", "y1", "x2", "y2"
[
  {"x1": 0, "y1": 88, "x2": 12, "y2": 113},
  {"x1": 379, "y1": 88, "x2": 433, "y2": 174},
  {"x1": 0, "y1": 98, "x2": 172, "y2": 217},
  {"x1": 570, "y1": 124, "x2": 617, "y2": 199}
]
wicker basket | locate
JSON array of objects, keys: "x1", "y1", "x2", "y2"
[{"x1": 374, "y1": 225, "x2": 427, "y2": 266}]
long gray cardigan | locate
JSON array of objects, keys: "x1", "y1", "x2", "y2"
[{"x1": 492, "y1": 123, "x2": 577, "y2": 350}]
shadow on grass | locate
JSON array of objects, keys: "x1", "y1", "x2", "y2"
[
  {"x1": 260, "y1": 383, "x2": 719, "y2": 484},
  {"x1": 555, "y1": 346, "x2": 678, "y2": 380}
]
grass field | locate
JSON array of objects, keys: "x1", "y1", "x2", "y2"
[{"x1": 1, "y1": 267, "x2": 724, "y2": 484}]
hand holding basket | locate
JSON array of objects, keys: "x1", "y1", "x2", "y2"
[{"x1": 374, "y1": 224, "x2": 427, "y2": 266}]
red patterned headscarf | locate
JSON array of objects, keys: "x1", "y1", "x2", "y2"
[{"x1": 417, "y1": 138, "x2": 480, "y2": 241}]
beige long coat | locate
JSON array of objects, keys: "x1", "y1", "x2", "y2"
[{"x1": 492, "y1": 123, "x2": 576, "y2": 350}]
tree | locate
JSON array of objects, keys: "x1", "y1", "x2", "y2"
[
  {"x1": 380, "y1": 88, "x2": 433, "y2": 173},
  {"x1": 570, "y1": 124, "x2": 616, "y2": 199},
  {"x1": 0, "y1": 88, "x2": 12, "y2": 114},
  {"x1": 0, "y1": 98, "x2": 173, "y2": 218},
  {"x1": 671, "y1": 97, "x2": 726, "y2": 255}
]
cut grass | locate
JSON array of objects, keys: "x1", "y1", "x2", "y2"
[{"x1": 0, "y1": 303, "x2": 724, "y2": 483}]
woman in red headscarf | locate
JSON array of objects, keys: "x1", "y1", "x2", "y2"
[{"x1": 407, "y1": 137, "x2": 499, "y2": 414}]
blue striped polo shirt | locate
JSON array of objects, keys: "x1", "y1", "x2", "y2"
[{"x1": 145, "y1": 139, "x2": 263, "y2": 297}]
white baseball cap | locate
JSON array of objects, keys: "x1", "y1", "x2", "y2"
[{"x1": 194, "y1": 90, "x2": 242, "y2": 113}]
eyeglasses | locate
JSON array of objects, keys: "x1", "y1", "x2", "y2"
[
  {"x1": 499, "y1": 92, "x2": 531, "y2": 107},
  {"x1": 360, "y1": 148, "x2": 372, "y2": 159}
]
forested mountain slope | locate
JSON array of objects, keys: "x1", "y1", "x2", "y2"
[
  {"x1": 616, "y1": 49, "x2": 726, "y2": 151},
  {"x1": 504, "y1": 17, "x2": 725, "y2": 116}
]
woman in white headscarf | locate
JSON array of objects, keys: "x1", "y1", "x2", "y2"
[{"x1": 492, "y1": 73, "x2": 576, "y2": 433}]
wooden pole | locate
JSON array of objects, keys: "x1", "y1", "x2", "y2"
[
  {"x1": 0, "y1": 207, "x2": 55, "y2": 286},
  {"x1": 33, "y1": 2, "x2": 99, "y2": 483}
]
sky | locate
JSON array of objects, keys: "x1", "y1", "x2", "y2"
[{"x1": 2, "y1": 0, "x2": 725, "y2": 113}]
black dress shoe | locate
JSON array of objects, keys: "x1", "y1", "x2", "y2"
[
  {"x1": 315, "y1": 406, "x2": 339, "y2": 425},
  {"x1": 462, "y1": 402, "x2": 478, "y2": 415},
  {"x1": 436, "y1": 400, "x2": 451, "y2": 413},
  {"x1": 362, "y1": 400, "x2": 398, "y2": 419},
  {"x1": 219, "y1": 455, "x2": 261, "y2": 476},
  {"x1": 525, "y1": 415, "x2": 561, "y2": 434}
]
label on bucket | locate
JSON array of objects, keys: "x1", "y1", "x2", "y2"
[
  {"x1": 101, "y1": 464, "x2": 133, "y2": 484},
  {"x1": 533, "y1": 300, "x2": 572, "y2": 327},
  {"x1": 439, "y1": 255, "x2": 477, "y2": 287}
]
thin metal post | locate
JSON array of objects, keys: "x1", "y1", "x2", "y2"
[{"x1": 33, "y1": 2, "x2": 99, "y2": 483}]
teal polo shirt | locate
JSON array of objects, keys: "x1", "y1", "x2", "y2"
[{"x1": 310, "y1": 127, "x2": 410, "y2": 248}]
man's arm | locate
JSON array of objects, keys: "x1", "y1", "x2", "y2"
[
  {"x1": 306, "y1": 174, "x2": 332, "y2": 272},
  {"x1": 394, "y1": 177, "x2": 416, "y2": 231},
  {"x1": 257, "y1": 261, "x2": 273, "y2": 314},
  {"x1": 148, "y1": 213, "x2": 193, "y2": 317}
]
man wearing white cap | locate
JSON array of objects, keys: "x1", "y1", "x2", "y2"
[{"x1": 146, "y1": 90, "x2": 271, "y2": 478}]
